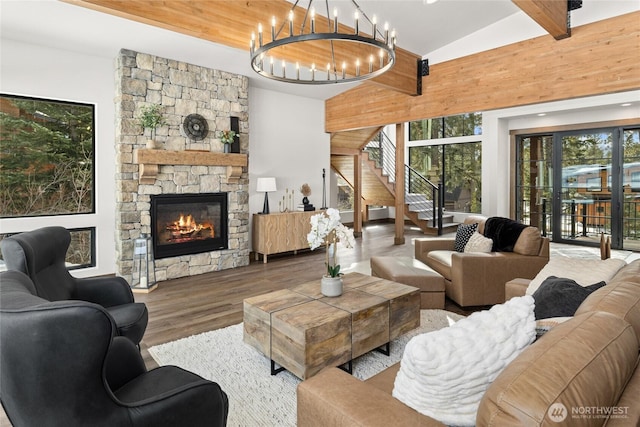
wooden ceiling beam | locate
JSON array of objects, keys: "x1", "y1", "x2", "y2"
[
  {"x1": 512, "y1": 0, "x2": 569, "y2": 39},
  {"x1": 64, "y1": 0, "x2": 421, "y2": 95}
]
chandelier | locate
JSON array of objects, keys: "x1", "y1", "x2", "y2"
[{"x1": 249, "y1": 0, "x2": 397, "y2": 85}]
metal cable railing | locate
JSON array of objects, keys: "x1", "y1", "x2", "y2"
[{"x1": 364, "y1": 131, "x2": 444, "y2": 234}]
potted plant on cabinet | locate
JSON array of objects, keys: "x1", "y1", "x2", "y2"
[
  {"x1": 137, "y1": 105, "x2": 166, "y2": 149},
  {"x1": 219, "y1": 130, "x2": 236, "y2": 153}
]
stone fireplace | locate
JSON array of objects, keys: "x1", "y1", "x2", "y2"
[{"x1": 114, "y1": 49, "x2": 249, "y2": 283}]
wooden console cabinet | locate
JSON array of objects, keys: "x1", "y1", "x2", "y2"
[{"x1": 252, "y1": 211, "x2": 317, "y2": 264}]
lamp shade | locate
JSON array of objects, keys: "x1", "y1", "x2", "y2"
[{"x1": 257, "y1": 177, "x2": 277, "y2": 192}]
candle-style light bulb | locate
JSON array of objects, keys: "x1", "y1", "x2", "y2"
[
  {"x1": 282, "y1": 60, "x2": 286, "y2": 78},
  {"x1": 289, "y1": 10, "x2": 294, "y2": 35},
  {"x1": 384, "y1": 22, "x2": 389, "y2": 44},
  {"x1": 311, "y1": 63, "x2": 316, "y2": 81},
  {"x1": 372, "y1": 15, "x2": 377, "y2": 39},
  {"x1": 391, "y1": 29, "x2": 396, "y2": 47},
  {"x1": 269, "y1": 56, "x2": 274, "y2": 74},
  {"x1": 356, "y1": 59, "x2": 360, "y2": 76},
  {"x1": 369, "y1": 54, "x2": 373, "y2": 73},
  {"x1": 271, "y1": 16, "x2": 276, "y2": 41},
  {"x1": 342, "y1": 61, "x2": 346, "y2": 79},
  {"x1": 327, "y1": 63, "x2": 331, "y2": 80},
  {"x1": 258, "y1": 23, "x2": 263, "y2": 47},
  {"x1": 250, "y1": 32, "x2": 255, "y2": 55},
  {"x1": 296, "y1": 62, "x2": 300, "y2": 80},
  {"x1": 354, "y1": 10, "x2": 359, "y2": 34},
  {"x1": 333, "y1": 8, "x2": 338, "y2": 32},
  {"x1": 379, "y1": 49, "x2": 384, "y2": 67},
  {"x1": 311, "y1": 8, "x2": 316, "y2": 33}
]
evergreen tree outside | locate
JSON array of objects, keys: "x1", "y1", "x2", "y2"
[{"x1": 0, "y1": 94, "x2": 94, "y2": 217}]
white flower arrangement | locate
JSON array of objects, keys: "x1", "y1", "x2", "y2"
[{"x1": 307, "y1": 208, "x2": 356, "y2": 277}]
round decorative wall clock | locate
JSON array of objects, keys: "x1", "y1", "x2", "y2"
[{"x1": 181, "y1": 114, "x2": 209, "y2": 141}]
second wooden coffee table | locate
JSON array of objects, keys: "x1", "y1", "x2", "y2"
[{"x1": 243, "y1": 273, "x2": 420, "y2": 380}]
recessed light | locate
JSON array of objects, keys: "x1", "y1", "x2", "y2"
[
  {"x1": 621, "y1": 103, "x2": 632, "y2": 107},
  {"x1": 537, "y1": 113, "x2": 546, "y2": 117},
  {"x1": 424, "y1": 0, "x2": 439, "y2": 4}
]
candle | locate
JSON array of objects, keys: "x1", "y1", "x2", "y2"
[
  {"x1": 289, "y1": 10, "x2": 294, "y2": 35},
  {"x1": 271, "y1": 16, "x2": 276, "y2": 41},
  {"x1": 372, "y1": 15, "x2": 377, "y2": 39},
  {"x1": 310, "y1": 8, "x2": 315, "y2": 33},
  {"x1": 354, "y1": 10, "x2": 359, "y2": 34}
]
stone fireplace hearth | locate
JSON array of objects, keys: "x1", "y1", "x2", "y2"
[{"x1": 114, "y1": 49, "x2": 250, "y2": 283}]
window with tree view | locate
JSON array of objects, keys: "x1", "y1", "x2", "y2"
[{"x1": 0, "y1": 94, "x2": 95, "y2": 217}]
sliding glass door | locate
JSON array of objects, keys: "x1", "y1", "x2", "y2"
[{"x1": 516, "y1": 126, "x2": 640, "y2": 250}]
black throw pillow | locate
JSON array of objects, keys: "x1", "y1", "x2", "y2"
[
  {"x1": 532, "y1": 276, "x2": 606, "y2": 320},
  {"x1": 454, "y1": 223, "x2": 478, "y2": 252}
]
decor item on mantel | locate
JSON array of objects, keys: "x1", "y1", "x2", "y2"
[
  {"x1": 219, "y1": 130, "x2": 236, "y2": 153},
  {"x1": 182, "y1": 113, "x2": 209, "y2": 141},
  {"x1": 249, "y1": 0, "x2": 397, "y2": 85},
  {"x1": 307, "y1": 208, "x2": 355, "y2": 297},
  {"x1": 137, "y1": 104, "x2": 166, "y2": 149},
  {"x1": 256, "y1": 177, "x2": 277, "y2": 214}
]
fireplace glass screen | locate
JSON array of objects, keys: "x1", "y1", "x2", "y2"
[{"x1": 151, "y1": 193, "x2": 228, "y2": 259}]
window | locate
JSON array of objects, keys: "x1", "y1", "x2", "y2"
[
  {"x1": 0, "y1": 94, "x2": 95, "y2": 218},
  {"x1": 0, "y1": 227, "x2": 95, "y2": 270},
  {"x1": 409, "y1": 142, "x2": 482, "y2": 213},
  {"x1": 336, "y1": 175, "x2": 354, "y2": 211},
  {"x1": 409, "y1": 113, "x2": 482, "y2": 141}
]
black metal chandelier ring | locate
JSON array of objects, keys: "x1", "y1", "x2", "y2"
[{"x1": 250, "y1": 32, "x2": 396, "y2": 85}]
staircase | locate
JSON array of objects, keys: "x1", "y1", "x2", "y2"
[{"x1": 330, "y1": 129, "x2": 457, "y2": 235}]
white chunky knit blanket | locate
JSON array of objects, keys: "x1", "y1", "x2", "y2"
[{"x1": 392, "y1": 295, "x2": 536, "y2": 426}]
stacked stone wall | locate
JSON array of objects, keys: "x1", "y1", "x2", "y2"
[{"x1": 114, "y1": 49, "x2": 249, "y2": 282}]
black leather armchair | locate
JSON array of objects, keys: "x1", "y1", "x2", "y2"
[
  {"x1": 0, "y1": 270, "x2": 229, "y2": 427},
  {"x1": 1, "y1": 226, "x2": 148, "y2": 345}
]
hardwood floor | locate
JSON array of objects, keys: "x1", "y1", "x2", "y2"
[
  {"x1": 135, "y1": 222, "x2": 476, "y2": 367},
  {"x1": 1, "y1": 222, "x2": 476, "y2": 426}
]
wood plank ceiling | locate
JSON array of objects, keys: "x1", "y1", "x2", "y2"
[{"x1": 63, "y1": 0, "x2": 422, "y2": 96}]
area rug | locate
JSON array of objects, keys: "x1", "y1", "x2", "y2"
[{"x1": 149, "y1": 309, "x2": 463, "y2": 427}]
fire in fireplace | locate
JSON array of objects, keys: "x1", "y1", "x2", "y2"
[{"x1": 150, "y1": 193, "x2": 228, "y2": 259}]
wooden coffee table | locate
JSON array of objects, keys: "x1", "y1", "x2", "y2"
[{"x1": 243, "y1": 273, "x2": 420, "y2": 380}]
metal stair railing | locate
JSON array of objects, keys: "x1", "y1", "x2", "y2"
[
  {"x1": 405, "y1": 164, "x2": 444, "y2": 234},
  {"x1": 364, "y1": 131, "x2": 444, "y2": 235}
]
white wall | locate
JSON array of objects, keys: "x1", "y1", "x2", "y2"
[
  {"x1": 248, "y1": 87, "x2": 330, "y2": 247},
  {"x1": 0, "y1": 39, "x2": 116, "y2": 277}
]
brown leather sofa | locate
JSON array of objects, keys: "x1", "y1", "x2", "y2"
[
  {"x1": 414, "y1": 215, "x2": 549, "y2": 306},
  {"x1": 297, "y1": 260, "x2": 640, "y2": 427}
]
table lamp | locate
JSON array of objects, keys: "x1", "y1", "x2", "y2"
[{"x1": 257, "y1": 177, "x2": 277, "y2": 214}]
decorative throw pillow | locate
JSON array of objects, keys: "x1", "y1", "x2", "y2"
[
  {"x1": 532, "y1": 276, "x2": 606, "y2": 320},
  {"x1": 526, "y1": 256, "x2": 625, "y2": 295},
  {"x1": 454, "y1": 223, "x2": 478, "y2": 252},
  {"x1": 464, "y1": 232, "x2": 493, "y2": 253},
  {"x1": 392, "y1": 296, "x2": 536, "y2": 426}
]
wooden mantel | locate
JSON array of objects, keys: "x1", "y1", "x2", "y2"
[{"x1": 133, "y1": 149, "x2": 248, "y2": 184}]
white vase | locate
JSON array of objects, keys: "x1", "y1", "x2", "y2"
[{"x1": 321, "y1": 276, "x2": 343, "y2": 297}]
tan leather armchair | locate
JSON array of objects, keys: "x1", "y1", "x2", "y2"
[{"x1": 415, "y1": 216, "x2": 549, "y2": 307}]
